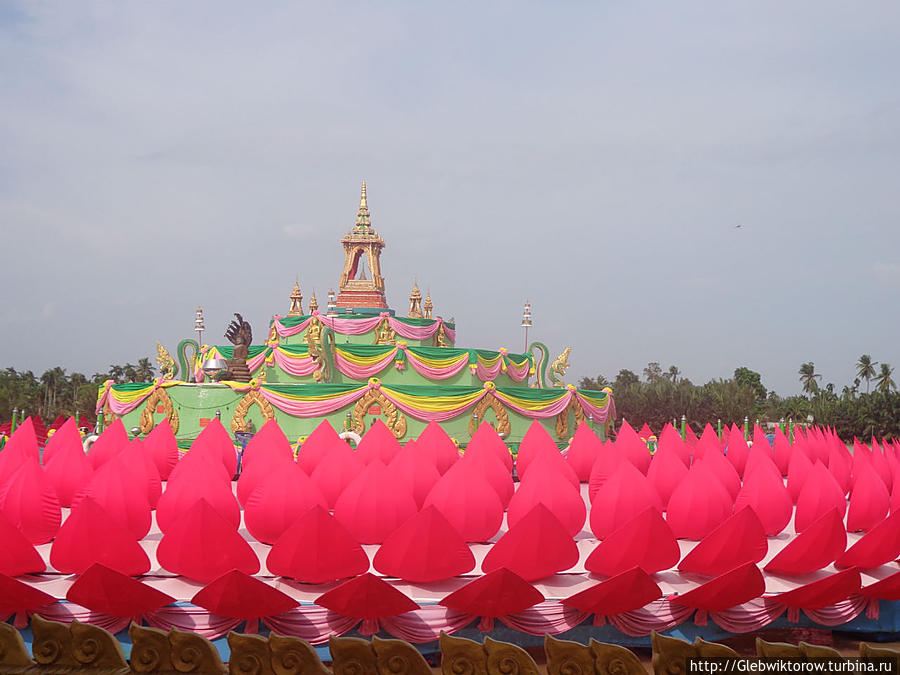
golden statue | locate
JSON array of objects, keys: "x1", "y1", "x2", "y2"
[
  {"x1": 287, "y1": 280, "x2": 303, "y2": 316},
  {"x1": 549, "y1": 346, "x2": 572, "y2": 388},
  {"x1": 408, "y1": 282, "x2": 423, "y2": 318},
  {"x1": 436, "y1": 322, "x2": 451, "y2": 347},
  {"x1": 374, "y1": 318, "x2": 396, "y2": 345},
  {"x1": 305, "y1": 316, "x2": 323, "y2": 354},
  {"x1": 156, "y1": 342, "x2": 176, "y2": 380},
  {"x1": 423, "y1": 291, "x2": 433, "y2": 319}
]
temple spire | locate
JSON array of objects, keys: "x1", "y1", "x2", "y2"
[
  {"x1": 287, "y1": 279, "x2": 303, "y2": 316},
  {"x1": 337, "y1": 182, "x2": 388, "y2": 310},
  {"x1": 356, "y1": 180, "x2": 371, "y2": 229},
  {"x1": 408, "y1": 281, "x2": 423, "y2": 318}
]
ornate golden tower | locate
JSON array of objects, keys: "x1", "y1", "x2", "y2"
[
  {"x1": 423, "y1": 290, "x2": 433, "y2": 319},
  {"x1": 308, "y1": 290, "x2": 319, "y2": 314},
  {"x1": 287, "y1": 280, "x2": 303, "y2": 316},
  {"x1": 336, "y1": 181, "x2": 388, "y2": 310},
  {"x1": 408, "y1": 282, "x2": 423, "y2": 318}
]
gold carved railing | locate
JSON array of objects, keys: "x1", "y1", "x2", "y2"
[{"x1": 0, "y1": 618, "x2": 897, "y2": 675}]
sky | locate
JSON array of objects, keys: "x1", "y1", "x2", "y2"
[{"x1": 1, "y1": 1, "x2": 899, "y2": 396}]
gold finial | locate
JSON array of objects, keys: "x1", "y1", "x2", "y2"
[
  {"x1": 408, "y1": 281, "x2": 423, "y2": 318},
  {"x1": 308, "y1": 290, "x2": 319, "y2": 313},
  {"x1": 423, "y1": 290, "x2": 433, "y2": 319},
  {"x1": 288, "y1": 279, "x2": 304, "y2": 316},
  {"x1": 356, "y1": 180, "x2": 371, "y2": 228}
]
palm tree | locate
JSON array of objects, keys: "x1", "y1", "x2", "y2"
[
  {"x1": 875, "y1": 363, "x2": 896, "y2": 393},
  {"x1": 666, "y1": 365, "x2": 681, "y2": 383},
  {"x1": 135, "y1": 358, "x2": 155, "y2": 382},
  {"x1": 798, "y1": 362, "x2": 821, "y2": 397},
  {"x1": 856, "y1": 355, "x2": 878, "y2": 394}
]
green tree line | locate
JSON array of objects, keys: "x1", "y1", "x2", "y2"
[
  {"x1": 0, "y1": 358, "x2": 156, "y2": 422},
  {"x1": 580, "y1": 355, "x2": 899, "y2": 441}
]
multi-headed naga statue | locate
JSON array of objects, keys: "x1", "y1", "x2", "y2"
[{"x1": 224, "y1": 313, "x2": 253, "y2": 382}]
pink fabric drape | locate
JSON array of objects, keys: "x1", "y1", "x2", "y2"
[
  {"x1": 333, "y1": 349, "x2": 398, "y2": 379},
  {"x1": 802, "y1": 595, "x2": 868, "y2": 626},
  {"x1": 246, "y1": 351, "x2": 270, "y2": 374},
  {"x1": 475, "y1": 361, "x2": 503, "y2": 381},
  {"x1": 505, "y1": 358, "x2": 531, "y2": 383},
  {"x1": 389, "y1": 318, "x2": 454, "y2": 342},
  {"x1": 35, "y1": 604, "x2": 131, "y2": 635},
  {"x1": 263, "y1": 607, "x2": 360, "y2": 645},
  {"x1": 98, "y1": 386, "x2": 149, "y2": 417},
  {"x1": 606, "y1": 599, "x2": 696, "y2": 637},
  {"x1": 380, "y1": 607, "x2": 475, "y2": 642},
  {"x1": 499, "y1": 601, "x2": 590, "y2": 635},
  {"x1": 274, "y1": 313, "x2": 456, "y2": 342},
  {"x1": 710, "y1": 598, "x2": 785, "y2": 633},
  {"x1": 405, "y1": 351, "x2": 471, "y2": 380},
  {"x1": 144, "y1": 605, "x2": 242, "y2": 639},
  {"x1": 493, "y1": 390, "x2": 573, "y2": 419},
  {"x1": 272, "y1": 349, "x2": 320, "y2": 377},
  {"x1": 378, "y1": 388, "x2": 487, "y2": 423},
  {"x1": 13, "y1": 593, "x2": 885, "y2": 644},
  {"x1": 576, "y1": 393, "x2": 615, "y2": 424},
  {"x1": 259, "y1": 387, "x2": 367, "y2": 417},
  {"x1": 100, "y1": 383, "x2": 174, "y2": 416}
]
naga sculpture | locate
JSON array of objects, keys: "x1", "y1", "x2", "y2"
[
  {"x1": 549, "y1": 346, "x2": 572, "y2": 388},
  {"x1": 224, "y1": 313, "x2": 253, "y2": 382},
  {"x1": 156, "y1": 342, "x2": 176, "y2": 380},
  {"x1": 527, "y1": 342, "x2": 572, "y2": 388},
  {"x1": 154, "y1": 339, "x2": 202, "y2": 382}
]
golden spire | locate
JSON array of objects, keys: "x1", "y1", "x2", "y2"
[
  {"x1": 408, "y1": 281, "x2": 423, "y2": 318},
  {"x1": 423, "y1": 290, "x2": 433, "y2": 319},
  {"x1": 288, "y1": 279, "x2": 303, "y2": 316},
  {"x1": 308, "y1": 290, "x2": 319, "y2": 313},
  {"x1": 355, "y1": 180, "x2": 371, "y2": 229}
]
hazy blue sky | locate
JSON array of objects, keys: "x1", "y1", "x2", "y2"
[{"x1": 2, "y1": 1, "x2": 898, "y2": 395}]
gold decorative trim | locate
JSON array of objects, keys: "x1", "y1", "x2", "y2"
[
  {"x1": 468, "y1": 393, "x2": 511, "y2": 437},
  {"x1": 1, "y1": 620, "x2": 897, "y2": 675},
  {"x1": 554, "y1": 396, "x2": 586, "y2": 440},
  {"x1": 652, "y1": 631, "x2": 739, "y2": 675},
  {"x1": 231, "y1": 390, "x2": 275, "y2": 433},
  {"x1": 31, "y1": 615, "x2": 128, "y2": 671},
  {"x1": 484, "y1": 637, "x2": 540, "y2": 675},
  {"x1": 156, "y1": 342, "x2": 176, "y2": 381},
  {"x1": 102, "y1": 400, "x2": 116, "y2": 429},
  {"x1": 435, "y1": 323, "x2": 451, "y2": 347},
  {"x1": 545, "y1": 635, "x2": 645, "y2": 675},
  {"x1": 549, "y1": 346, "x2": 572, "y2": 388},
  {"x1": 0, "y1": 621, "x2": 32, "y2": 668},
  {"x1": 439, "y1": 632, "x2": 489, "y2": 675},
  {"x1": 305, "y1": 316, "x2": 324, "y2": 354},
  {"x1": 374, "y1": 317, "x2": 397, "y2": 345},
  {"x1": 352, "y1": 388, "x2": 407, "y2": 439},
  {"x1": 139, "y1": 386, "x2": 179, "y2": 435}
]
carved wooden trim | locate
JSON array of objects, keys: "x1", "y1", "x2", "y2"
[
  {"x1": 31, "y1": 615, "x2": 129, "y2": 672},
  {"x1": 102, "y1": 400, "x2": 117, "y2": 430},
  {"x1": 139, "y1": 386, "x2": 179, "y2": 435},
  {"x1": 352, "y1": 389, "x2": 407, "y2": 439},
  {"x1": 231, "y1": 390, "x2": 276, "y2": 433},
  {"x1": 3, "y1": 619, "x2": 900, "y2": 674},
  {"x1": 0, "y1": 621, "x2": 33, "y2": 669},
  {"x1": 554, "y1": 396, "x2": 586, "y2": 440},
  {"x1": 468, "y1": 393, "x2": 510, "y2": 438}
]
